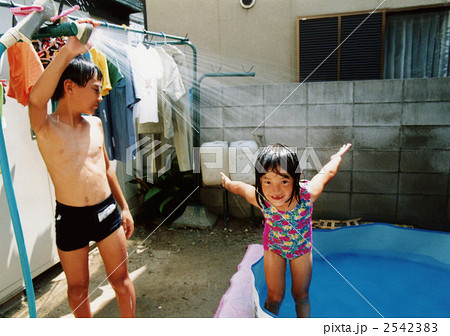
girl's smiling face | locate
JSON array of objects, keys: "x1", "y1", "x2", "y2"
[{"x1": 260, "y1": 167, "x2": 296, "y2": 211}]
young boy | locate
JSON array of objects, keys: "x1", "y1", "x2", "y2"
[{"x1": 28, "y1": 30, "x2": 135, "y2": 318}]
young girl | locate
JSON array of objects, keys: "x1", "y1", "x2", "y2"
[{"x1": 220, "y1": 143, "x2": 351, "y2": 317}]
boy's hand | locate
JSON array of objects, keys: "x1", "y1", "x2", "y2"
[
  {"x1": 220, "y1": 172, "x2": 230, "y2": 190},
  {"x1": 330, "y1": 143, "x2": 352, "y2": 160},
  {"x1": 64, "y1": 19, "x2": 100, "y2": 55},
  {"x1": 121, "y1": 209, "x2": 134, "y2": 239}
]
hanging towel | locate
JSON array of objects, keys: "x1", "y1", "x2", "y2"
[
  {"x1": 127, "y1": 43, "x2": 162, "y2": 123},
  {"x1": 90, "y1": 48, "x2": 112, "y2": 96},
  {"x1": 6, "y1": 42, "x2": 44, "y2": 106}
]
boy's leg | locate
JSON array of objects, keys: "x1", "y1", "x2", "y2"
[
  {"x1": 57, "y1": 246, "x2": 92, "y2": 318},
  {"x1": 96, "y1": 226, "x2": 136, "y2": 318},
  {"x1": 290, "y1": 251, "x2": 313, "y2": 318},
  {"x1": 263, "y1": 250, "x2": 286, "y2": 316}
]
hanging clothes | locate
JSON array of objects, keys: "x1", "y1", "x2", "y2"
[
  {"x1": 6, "y1": 42, "x2": 44, "y2": 106},
  {"x1": 32, "y1": 37, "x2": 66, "y2": 69},
  {"x1": 90, "y1": 48, "x2": 112, "y2": 96},
  {"x1": 155, "y1": 47, "x2": 186, "y2": 139},
  {"x1": 163, "y1": 45, "x2": 193, "y2": 171},
  {"x1": 0, "y1": 81, "x2": 2, "y2": 174},
  {"x1": 127, "y1": 43, "x2": 162, "y2": 123},
  {"x1": 103, "y1": 42, "x2": 140, "y2": 162}
]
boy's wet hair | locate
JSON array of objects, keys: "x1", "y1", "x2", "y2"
[
  {"x1": 52, "y1": 55, "x2": 103, "y2": 101},
  {"x1": 255, "y1": 143, "x2": 302, "y2": 208}
]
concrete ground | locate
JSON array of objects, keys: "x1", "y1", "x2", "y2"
[{"x1": 4, "y1": 217, "x2": 263, "y2": 318}]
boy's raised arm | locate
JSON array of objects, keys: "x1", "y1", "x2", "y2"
[{"x1": 28, "y1": 36, "x2": 88, "y2": 133}]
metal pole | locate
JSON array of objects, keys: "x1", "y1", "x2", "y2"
[
  {"x1": 193, "y1": 71, "x2": 256, "y2": 224},
  {"x1": 0, "y1": 42, "x2": 37, "y2": 318}
]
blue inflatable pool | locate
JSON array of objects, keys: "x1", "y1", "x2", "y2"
[{"x1": 251, "y1": 223, "x2": 450, "y2": 318}]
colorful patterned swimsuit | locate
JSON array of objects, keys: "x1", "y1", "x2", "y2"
[{"x1": 262, "y1": 180, "x2": 313, "y2": 260}]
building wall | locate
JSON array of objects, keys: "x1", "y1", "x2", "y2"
[
  {"x1": 199, "y1": 77, "x2": 450, "y2": 232},
  {"x1": 146, "y1": 0, "x2": 448, "y2": 84}
]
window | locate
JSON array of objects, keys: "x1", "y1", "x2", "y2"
[
  {"x1": 298, "y1": 12, "x2": 384, "y2": 82},
  {"x1": 298, "y1": 6, "x2": 450, "y2": 81},
  {"x1": 384, "y1": 8, "x2": 450, "y2": 79}
]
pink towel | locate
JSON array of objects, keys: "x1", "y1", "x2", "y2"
[{"x1": 214, "y1": 244, "x2": 264, "y2": 318}]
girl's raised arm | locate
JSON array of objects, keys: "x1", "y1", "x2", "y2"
[
  {"x1": 309, "y1": 143, "x2": 351, "y2": 202},
  {"x1": 220, "y1": 172, "x2": 260, "y2": 208}
]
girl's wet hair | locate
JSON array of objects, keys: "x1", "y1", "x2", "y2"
[
  {"x1": 255, "y1": 143, "x2": 302, "y2": 208},
  {"x1": 52, "y1": 55, "x2": 103, "y2": 101}
]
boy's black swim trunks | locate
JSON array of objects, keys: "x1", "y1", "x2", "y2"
[{"x1": 55, "y1": 194, "x2": 121, "y2": 251}]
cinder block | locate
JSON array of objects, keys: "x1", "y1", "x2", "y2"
[
  {"x1": 354, "y1": 103, "x2": 402, "y2": 126},
  {"x1": 222, "y1": 85, "x2": 263, "y2": 107},
  {"x1": 353, "y1": 127, "x2": 400, "y2": 149},
  {"x1": 351, "y1": 194, "x2": 397, "y2": 216},
  {"x1": 403, "y1": 103, "x2": 450, "y2": 126},
  {"x1": 263, "y1": 105, "x2": 307, "y2": 127},
  {"x1": 352, "y1": 172, "x2": 398, "y2": 194},
  {"x1": 397, "y1": 195, "x2": 447, "y2": 230},
  {"x1": 224, "y1": 127, "x2": 261, "y2": 142},
  {"x1": 404, "y1": 77, "x2": 450, "y2": 102},
  {"x1": 264, "y1": 83, "x2": 307, "y2": 105},
  {"x1": 354, "y1": 79, "x2": 403, "y2": 103},
  {"x1": 227, "y1": 192, "x2": 254, "y2": 218},
  {"x1": 265, "y1": 127, "x2": 307, "y2": 148},
  {"x1": 200, "y1": 128, "x2": 224, "y2": 144},
  {"x1": 200, "y1": 186, "x2": 224, "y2": 207},
  {"x1": 353, "y1": 151, "x2": 399, "y2": 172},
  {"x1": 312, "y1": 192, "x2": 350, "y2": 219},
  {"x1": 200, "y1": 107, "x2": 223, "y2": 128},
  {"x1": 301, "y1": 148, "x2": 352, "y2": 172},
  {"x1": 401, "y1": 127, "x2": 450, "y2": 149},
  {"x1": 307, "y1": 127, "x2": 352, "y2": 148},
  {"x1": 200, "y1": 86, "x2": 222, "y2": 108},
  {"x1": 400, "y1": 150, "x2": 449, "y2": 173},
  {"x1": 308, "y1": 104, "x2": 353, "y2": 126},
  {"x1": 399, "y1": 173, "x2": 448, "y2": 195},
  {"x1": 223, "y1": 106, "x2": 264, "y2": 127},
  {"x1": 307, "y1": 81, "x2": 353, "y2": 104},
  {"x1": 322, "y1": 172, "x2": 351, "y2": 192}
]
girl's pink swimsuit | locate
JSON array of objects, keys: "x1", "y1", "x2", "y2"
[{"x1": 262, "y1": 180, "x2": 313, "y2": 260}]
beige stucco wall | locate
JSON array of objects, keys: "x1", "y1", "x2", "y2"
[{"x1": 146, "y1": 0, "x2": 449, "y2": 84}]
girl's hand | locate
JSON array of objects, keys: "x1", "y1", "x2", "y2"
[
  {"x1": 220, "y1": 172, "x2": 230, "y2": 190},
  {"x1": 330, "y1": 143, "x2": 352, "y2": 160}
]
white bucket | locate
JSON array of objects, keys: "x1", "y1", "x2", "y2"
[
  {"x1": 229, "y1": 140, "x2": 259, "y2": 185},
  {"x1": 199, "y1": 141, "x2": 229, "y2": 186}
]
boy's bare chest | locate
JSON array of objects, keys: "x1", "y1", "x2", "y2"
[{"x1": 40, "y1": 120, "x2": 104, "y2": 168}]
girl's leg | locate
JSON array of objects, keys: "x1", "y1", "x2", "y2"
[
  {"x1": 97, "y1": 226, "x2": 136, "y2": 318},
  {"x1": 289, "y1": 250, "x2": 313, "y2": 318},
  {"x1": 57, "y1": 246, "x2": 92, "y2": 318},
  {"x1": 263, "y1": 250, "x2": 287, "y2": 316}
]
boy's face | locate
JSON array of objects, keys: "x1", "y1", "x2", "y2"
[
  {"x1": 261, "y1": 167, "x2": 294, "y2": 208},
  {"x1": 71, "y1": 75, "x2": 102, "y2": 115}
]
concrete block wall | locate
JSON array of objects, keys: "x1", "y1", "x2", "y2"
[{"x1": 199, "y1": 77, "x2": 450, "y2": 231}]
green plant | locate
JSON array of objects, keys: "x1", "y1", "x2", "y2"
[{"x1": 130, "y1": 159, "x2": 194, "y2": 222}]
